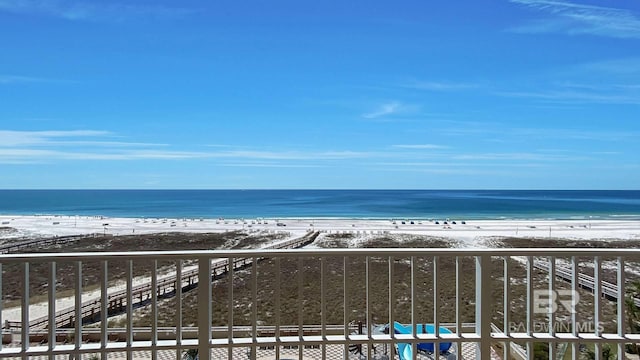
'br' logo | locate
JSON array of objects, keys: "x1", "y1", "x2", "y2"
[{"x1": 533, "y1": 290, "x2": 579, "y2": 314}]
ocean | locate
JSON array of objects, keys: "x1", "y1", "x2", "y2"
[{"x1": 0, "y1": 190, "x2": 639, "y2": 220}]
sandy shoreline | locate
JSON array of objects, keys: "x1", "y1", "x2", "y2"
[{"x1": 1, "y1": 214, "x2": 639, "y2": 242}]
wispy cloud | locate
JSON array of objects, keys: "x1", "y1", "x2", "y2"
[
  {"x1": 362, "y1": 102, "x2": 401, "y2": 119},
  {"x1": 370, "y1": 163, "x2": 522, "y2": 176},
  {"x1": 210, "y1": 150, "x2": 374, "y2": 161},
  {"x1": 554, "y1": 82, "x2": 640, "y2": 91},
  {"x1": 0, "y1": 147, "x2": 376, "y2": 163},
  {"x1": 376, "y1": 161, "x2": 546, "y2": 168},
  {"x1": 0, "y1": 130, "x2": 178, "y2": 163},
  {"x1": 451, "y1": 152, "x2": 588, "y2": 162},
  {"x1": 579, "y1": 58, "x2": 640, "y2": 75},
  {"x1": 0, "y1": 0, "x2": 194, "y2": 22},
  {"x1": 431, "y1": 122, "x2": 640, "y2": 143},
  {"x1": 0, "y1": 130, "x2": 166, "y2": 148},
  {"x1": 392, "y1": 144, "x2": 449, "y2": 150},
  {"x1": 401, "y1": 80, "x2": 477, "y2": 91},
  {"x1": 45, "y1": 140, "x2": 168, "y2": 147},
  {"x1": 510, "y1": 0, "x2": 640, "y2": 39},
  {"x1": 0, "y1": 130, "x2": 110, "y2": 147},
  {"x1": 361, "y1": 102, "x2": 419, "y2": 119},
  {"x1": 496, "y1": 89, "x2": 640, "y2": 105},
  {"x1": 371, "y1": 160, "x2": 547, "y2": 176},
  {"x1": 2, "y1": 129, "x2": 625, "y2": 172},
  {"x1": 0, "y1": 148, "x2": 209, "y2": 161},
  {"x1": 592, "y1": 151, "x2": 620, "y2": 156},
  {"x1": 0, "y1": 129, "x2": 384, "y2": 164},
  {"x1": 219, "y1": 162, "x2": 325, "y2": 168},
  {"x1": 0, "y1": 74, "x2": 64, "y2": 84},
  {"x1": 491, "y1": 56, "x2": 640, "y2": 105}
]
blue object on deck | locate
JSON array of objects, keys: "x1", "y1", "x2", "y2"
[
  {"x1": 396, "y1": 342, "x2": 413, "y2": 360},
  {"x1": 392, "y1": 321, "x2": 452, "y2": 357}
]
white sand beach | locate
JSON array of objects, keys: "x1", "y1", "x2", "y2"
[{"x1": 1, "y1": 214, "x2": 639, "y2": 242}]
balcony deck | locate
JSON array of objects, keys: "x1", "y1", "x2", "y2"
[{"x1": 0, "y1": 337, "x2": 497, "y2": 359}]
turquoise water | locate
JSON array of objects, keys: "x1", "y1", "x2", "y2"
[{"x1": 0, "y1": 190, "x2": 639, "y2": 220}]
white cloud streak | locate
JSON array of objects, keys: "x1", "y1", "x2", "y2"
[
  {"x1": 0, "y1": 148, "x2": 207, "y2": 161},
  {"x1": 392, "y1": 144, "x2": 449, "y2": 150},
  {"x1": 219, "y1": 163, "x2": 325, "y2": 168},
  {"x1": 0, "y1": 129, "x2": 625, "y2": 172},
  {"x1": 579, "y1": 58, "x2": 640, "y2": 75},
  {"x1": 451, "y1": 152, "x2": 590, "y2": 162},
  {"x1": 402, "y1": 81, "x2": 477, "y2": 91},
  {"x1": 425, "y1": 122, "x2": 640, "y2": 143},
  {"x1": 0, "y1": 0, "x2": 194, "y2": 22},
  {"x1": 495, "y1": 89, "x2": 640, "y2": 105},
  {"x1": 370, "y1": 165, "x2": 515, "y2": 176},
  {"x1": 209, "y1": 150, "x2": 375, "y2": 161},
  {"x1": 0, "y1": 130, "x2": 111, "y2": 147},
  {"x1": 376, "y1": 161, "x2": 546, "y2": 168},
  {"x1": 0, "y1": 74, "x2": 75, "y2": 85},
  {"x1": 0, "y1": 75, "x2": 57, "y2": 84},
  {"x1": 492, "y1": 57, "x2": 640, "y2": 106},
  {"x1": 0, "y1": 129, "x2": 383, "y2": 164},
  {"x1": 0, "y1": 147, "x2": 379, "y2": 163},
  {"x1": 362, "y1": 102, "x2": 402, "y2": 119},
  {"x1": 555, "y1": 82, "x2": 640, "y2": 91},
  {"x1": 510, "y1": 0, "x2": 640, "y2": 39},
  {"x1": 45, "y1": 140, "x2": 168, "y2": 147}
]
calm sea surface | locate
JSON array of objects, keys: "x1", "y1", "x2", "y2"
[{"x1": 0, "y1": 190, "x2": 639, "y2": 220}]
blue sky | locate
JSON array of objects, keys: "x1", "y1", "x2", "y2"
[{"x1": 1, "y1": 0, "x2": 639, "y2": 189}]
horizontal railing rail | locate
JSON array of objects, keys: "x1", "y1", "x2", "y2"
[
  {"x1": 3, "y1": 247, "x2": 640, "y2": 261},
  {"x1": 1, "y1": 247, "x2": 639, "y2": 360}
]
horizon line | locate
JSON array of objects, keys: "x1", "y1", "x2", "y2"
[{"x1": 0, "y1": 188, "x2": 638, "y2": 191}]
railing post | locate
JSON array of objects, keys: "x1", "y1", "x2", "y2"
[
  {"x1": 21, "y1": 262, "x2": 29, "y2": 355},
  {"x1": 476, "y1": 254, "x2": 492, "y2": 360},
  {"x1": 74, "y1": 261, "x2": 82, "y2": 359},
  {"x1": 176, "y1": 259, "x2": 183, "y2": 360},
  {"x1": 100, "y1": 260, "x2": 108, "y2": 360},
  {"x1": 198, "y1": 257, "x2": 212, "y2": 360},
  {"x1": 0, "y1": 263, "x2": 2, "y2": 354},
  {"x1": 126, "y1": 260, "x2": 133, "y2": 360},
  {"x1": 617, "y1": 257, "x2": 625, "y2": 360}
]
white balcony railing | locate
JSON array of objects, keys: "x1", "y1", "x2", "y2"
[{"x1": 1, "y1": 247, "x2": 639, "y2": 359}]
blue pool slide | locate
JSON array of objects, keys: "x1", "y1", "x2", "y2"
[{"x1": 392, "y1": 322, "x2": 452, "y2": 359}]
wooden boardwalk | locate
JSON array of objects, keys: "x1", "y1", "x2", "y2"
[
  {"x1": 0, "y1": 234, "x2": 94, "y2": 254},
  {"x1": 531, "y1": 258, "x2": 640, "y2": 307},
  {"x1": 12, "y1": 231, "x2": 320, "y2": 331}
]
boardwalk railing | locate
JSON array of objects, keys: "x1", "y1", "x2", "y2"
[
  {"x1": 0, "y1": 235, "x2": 94, "y2": 255},
  {"x1": 531, "y1": 257, "x2": 640, "y2": 308},
  {"x1": 1, "y1": 248, "x2": 640, "y2": 359}
]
